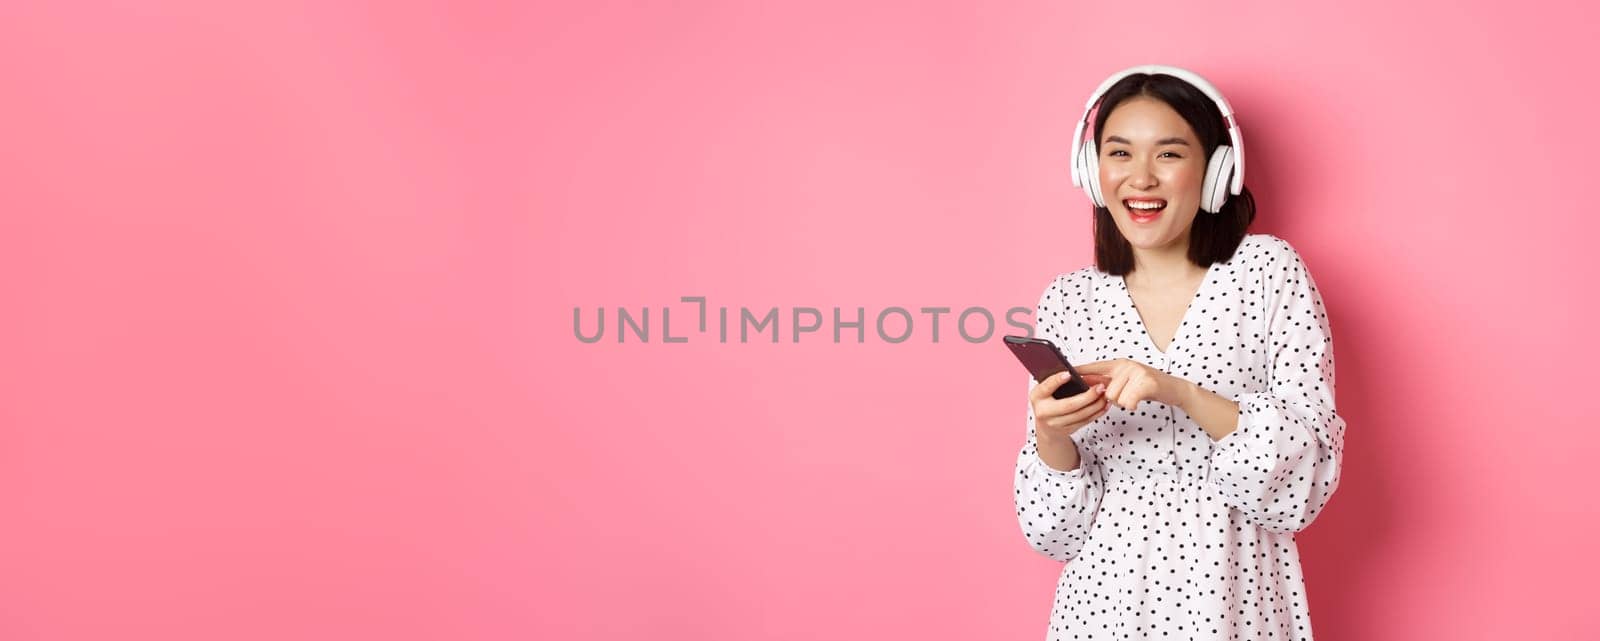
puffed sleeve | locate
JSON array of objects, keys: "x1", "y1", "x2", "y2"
[
  {"x1": 1014, "y1": 275, "x2": 1105, "y2": 562},
  {"x1": 1206, "y1": 239, "x2": 1346, "y2": 534}
]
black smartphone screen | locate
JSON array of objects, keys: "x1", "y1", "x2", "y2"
[{"x1": 1003, "y1": 335, "x2": 1091, "y2": 399}]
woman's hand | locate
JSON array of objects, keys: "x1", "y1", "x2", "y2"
[
  {"x1": 1075, "y1": 359, "x2": 1191, "y2": 412},
  {"x1": 1030, "y1": 371, "x2": 1113, "y2": 442}
]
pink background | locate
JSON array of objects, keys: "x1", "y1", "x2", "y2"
[{"x1": 4, "y1": 1, "x2": 1597, "y2": 639}]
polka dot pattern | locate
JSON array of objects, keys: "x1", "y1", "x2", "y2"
[{"x1": 1013, "y1": 234, "x2": 1346, "y2": 640}]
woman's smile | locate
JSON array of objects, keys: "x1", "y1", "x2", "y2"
[{"x1": 1124, "y1": 198, "x2": 1167, "y2": 223}]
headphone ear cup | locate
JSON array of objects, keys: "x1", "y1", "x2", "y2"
[
  {"x1": 1080, "y1": 138, "x2": 1104, "y2": 208},
  {"x1": 1202, "y1": 145, "x2": 1235, "y2": 213}
]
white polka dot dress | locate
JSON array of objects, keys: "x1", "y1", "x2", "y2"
[{"x1": 1014, "y1": 234, "x2": 1345, "y2": 640}]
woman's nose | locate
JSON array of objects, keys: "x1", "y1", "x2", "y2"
[{"x1": 1128, "y1": 163, "x2": 1157, "y2": 189}]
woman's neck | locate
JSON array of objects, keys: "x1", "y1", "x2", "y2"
[{"x1": 1126, "y1": 241, "x2": 1202, "y2": 289}]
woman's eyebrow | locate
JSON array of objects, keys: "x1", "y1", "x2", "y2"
[{"x1": 1104, "y1": 135, "x2": 1192, "y2": 146}]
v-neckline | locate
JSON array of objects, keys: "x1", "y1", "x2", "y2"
[{"x1": 1114, "y1": 260, "x2": 1218, "y2": 357}]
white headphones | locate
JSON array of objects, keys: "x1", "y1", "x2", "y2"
[{"x1": 1069, "y1": 64, "x2": 1246, "y2": 214}]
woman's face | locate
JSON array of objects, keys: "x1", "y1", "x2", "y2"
[{"x1": 1097, "y1": 96, "x2": 1207, "y2": 252}]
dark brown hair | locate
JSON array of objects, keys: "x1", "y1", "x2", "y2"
[{"x1": 1089, "y1": 73, "x2": 1256, "y2": 275}]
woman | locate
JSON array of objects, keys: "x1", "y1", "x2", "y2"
[{"x1": 1014, "y1": 65, "x2": 1346, "y2": 640}]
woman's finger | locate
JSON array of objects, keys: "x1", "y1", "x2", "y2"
[
  {"x1": 1104, "y1": 373, "x2": 1129, "y2": 410},
  {"x1": 1044, "y1": 383, "x2": 1104, "y2": 415},
  {"x1": 1048, "y1": 397, "x2": 1109, "y2": 428},
  {"x1": 1029, "y1": 371, "x2": 1070, "y2": 403},
  {"x1": 1117, "y1": 384, "x2": 1144, "y2": 410},
  {"x1": 1043, "y1": 401, "x2": 1108, "y2": 433},
  {"x1": 1075, "y1": 360, "x2": 1115, "y2": 375},
  {"x1": 1079, "y1": 373, "x2": 1113, "y2": 388}
]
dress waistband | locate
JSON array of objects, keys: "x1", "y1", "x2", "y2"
[{"x1": 1101, "y1": 466, "x2": 1212, "y2": 491}]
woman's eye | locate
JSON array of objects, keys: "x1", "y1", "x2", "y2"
[{"x1": 1104, "y1": 150, "x2": 1182, "y2": 158}]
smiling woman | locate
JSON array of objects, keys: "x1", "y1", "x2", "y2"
[
  {"x1": 1075, "y1": 67, "x2": 1256, "y2": 276},
  {"x1": 1013, "y1": 65, "x2": 1344, "y2": 641},
  {"x1": 1103, "y1": 107, "x2": 1199, "y2": 230}
]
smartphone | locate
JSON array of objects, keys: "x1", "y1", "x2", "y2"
[{"x1": 1003, "y1": 335, "x2": 1091, "y2": 400}]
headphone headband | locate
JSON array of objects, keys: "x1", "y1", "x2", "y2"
[{"x1": 1069, "y1": 64, "x2": 1245, "y2": 199}]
